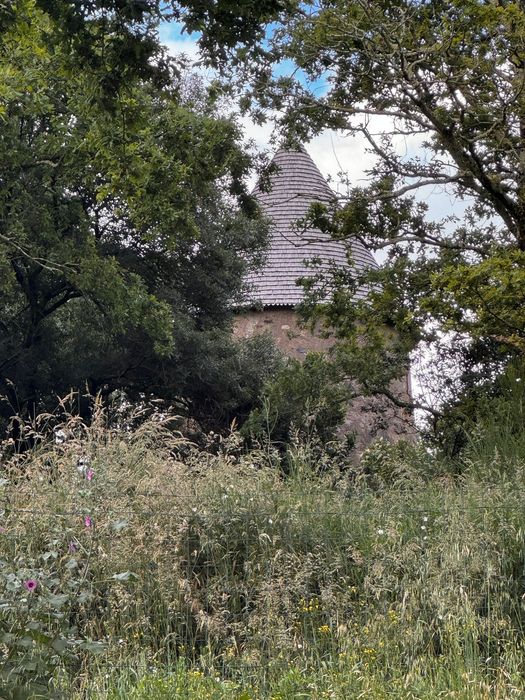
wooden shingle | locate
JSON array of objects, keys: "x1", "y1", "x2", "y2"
[{"x1": 243, "y1": 145, "x2": 377, "y2": 307}]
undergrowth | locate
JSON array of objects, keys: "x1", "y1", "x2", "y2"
[{"x1": 1, "y1": 391, "x2": 525, "y2": 698}]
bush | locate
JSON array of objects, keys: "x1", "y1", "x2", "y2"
[
  {"x1": 462, "y1": 361, "x2": 525, "y2": 473},
  {"x1": 241, "y1": 352, "x2": 348, "y2": 449},
  {"x1": 433, "y1": 359, "x2": 525, "y2": 464}
]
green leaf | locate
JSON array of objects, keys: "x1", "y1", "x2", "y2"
[
  {"x1": 77, "y1": 640, "x2": 107, "y2": 654},
  {"x1": 45, "y1": 594, "x2": 69, "y2": 608},
  {"x1": 51, "y1": 637, "x2": 69, "y2": 653}
]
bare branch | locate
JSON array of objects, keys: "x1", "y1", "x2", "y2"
[{"x1": 0, "y1": 234, "x2": 76, "y2": 274}]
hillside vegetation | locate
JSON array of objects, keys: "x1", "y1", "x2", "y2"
[{"x1": 1, "y1": 374, "x2": 525, "y2": 699}]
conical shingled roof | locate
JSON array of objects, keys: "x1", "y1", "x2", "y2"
[{"x1": 244, "y1": 146, "x2": 377, "y2": 307}]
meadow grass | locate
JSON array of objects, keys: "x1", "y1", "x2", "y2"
[{"x1": 1, "y1": 397, "x2": 525, "y2": 698}]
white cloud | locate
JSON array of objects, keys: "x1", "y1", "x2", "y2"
[
  {"x1": 160, "y1": 24, "x2": 467, "y2": 224},
  {"x1": 163, "y1": 37, "x2": 201, "y2": 62},
  {"x1": 237, "y1": 119, "x2": 380, "y2": 193}
]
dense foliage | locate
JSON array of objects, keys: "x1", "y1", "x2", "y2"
[
  {"x1": 3, "y1": 3, "x2": 525, "y2": 697},
  {"x1": 242, "y1": 352, "x2": 348, "y2": 449},
  {"x1": 0, "y1": 1, "x2": 277, "y2": 441}
]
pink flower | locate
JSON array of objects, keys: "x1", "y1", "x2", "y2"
[
  {"x1": 85, "y1": 468, "x2": 94, "y2": 481},
  {"x1": 68, "y1": 541, "x2": 77, "y2": 553},
  {"x1": 23, "y1": 579, "x2": 38, "y2": 593},
  {"x1": 84, "y1": 516, "x2": 93, "y2": 529}
]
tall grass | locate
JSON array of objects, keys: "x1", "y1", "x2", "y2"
[{"x1": 1, "y1": 397, "x2": 525, "y2": 698}]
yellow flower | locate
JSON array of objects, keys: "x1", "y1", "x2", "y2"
[
  {"x1": 318, "y1": 624, "x2": 330, "y2": 634},
  {"x1": 388, "y1": 609, "x2": 399, "y2": 624}
]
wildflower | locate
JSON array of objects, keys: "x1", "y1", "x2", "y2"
[
  {"x1": 377, "y1": 528, "x2": 385, "y2": 535},
  {"x1": 387, "y1": 609, "x2": 399, "y2": 624},
  {"x1": 54, "y1": 428, "x2": 67, "y2": 445},
  {"x1": 76, "y1": 455, "x2": 90, "y2": 474},
  {"x1": 68, "y1": 541, "x2": 77, "y2": 553},
  {"x1": 84, "y1": 516, "x2": 93, "y2": 528},
  {"x1": 421, "y1": 525, "x2": 427, "y2": 531},
  {"x1": 318, "y1": 624, "x2": 330, "y2": 634},
  {"x1": 516, "y1": 378, "x2": 522, "y2": 383},
  {"x1": 422, "y1": 516, "x2": 428, "y2": 523},
  {"x1": 23, "y1": 579, "x2": 38, "y2": 593},
  {"x1": 85, "y1": 468, "x2": 95, "y2": 481}
]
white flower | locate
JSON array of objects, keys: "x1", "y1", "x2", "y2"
[
  {"x1": 54, "y1": 428, "x2": 67, "y2": 444},
  {"x1": 377, "y1": 528, "x2": 385, "y2": 535},
  {"x1": 76, "y1": 455, "x2": 90, "y2": 475},
  {"x1": 421, "y1": 525, "x2": 427, "y2": 531},
  {"x1": 422, "y1": 516, "x2": 428, "y2": 522},
  {"x1": 516, "y1": 378, "x2": 522, "y2": 383}
]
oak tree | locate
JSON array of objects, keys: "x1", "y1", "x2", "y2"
[{"x1": 228, "y1": 0, "x2": 525, "y2": 430}]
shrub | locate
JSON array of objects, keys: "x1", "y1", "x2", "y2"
[{"x1": 241, "y1": 352, "x2": 348, "y2": 449}]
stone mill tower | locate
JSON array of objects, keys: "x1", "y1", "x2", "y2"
[{"x1": 234, "y1": 145, "x2": 414, "y2": 448}]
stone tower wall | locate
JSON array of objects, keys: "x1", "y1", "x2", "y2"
[
  {"x1": 234, "y1": 308, "x2": 416, "y2": 451},
  {"x1": 233, "y1": 307, "x2": 334, "y2": 358}
]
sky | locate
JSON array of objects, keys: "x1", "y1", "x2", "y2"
[{"x1": 158, "y1": 21, "x2": 469, "y2": 223}]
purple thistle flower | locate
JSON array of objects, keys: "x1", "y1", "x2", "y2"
[
  {"x1": 85, "y1": 468, "x2": 95, "y2": 481},
  {"x1": 23, "y1": 579, "x2": 38, "y2": 593},
  {"x1": 84, "y1": 516, "x2": 93, "y2": 529}
]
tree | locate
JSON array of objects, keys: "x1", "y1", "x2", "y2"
[
  {"x1": 0, "y1": 2, "x2": 271, "y2": 440},
  {"x1": 226, "y1": 0, "x2": 525, "y2": 430},
  {"x1": 11, "y1": 0, "x2": 291, "y2": 96}
]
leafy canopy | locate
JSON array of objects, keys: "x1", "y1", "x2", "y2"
[
  {"x1": 222, "y1": 0, "x2": 525, "y2": 426},
  {"x1": 0, "y1": 1, "x2": 272, "y2": 437}
]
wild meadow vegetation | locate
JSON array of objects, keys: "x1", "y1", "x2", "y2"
[{"x1": 1, "y1": 368, "x2": 525, "y2": 699}]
